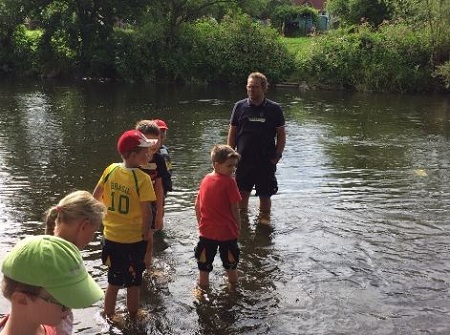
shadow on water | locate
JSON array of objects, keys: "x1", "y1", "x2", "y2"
[{"x1": 1, "y1": 79, "x2": 450, "y2": 334}]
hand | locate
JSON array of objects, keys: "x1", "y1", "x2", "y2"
[
  {"x1": 271, "y1": 152, "x2": 282, "y2": 165},
  {"x1": 155, "y1": 214, "x2": 164, "y2": 231},
  {"x1": 144, "y1": 251, "x2": 152, "y2": 269},
  {"x1": 270, "y1": 157, "x2": 281, "y2": 165}
]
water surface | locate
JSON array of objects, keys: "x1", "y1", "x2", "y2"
[{"x1": 0, "y1": 80, "x2": 449, "y2": 334}]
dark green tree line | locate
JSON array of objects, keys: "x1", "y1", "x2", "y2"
[{"x1": 0, "y1": 0, "x2": 295, "y2": 82}]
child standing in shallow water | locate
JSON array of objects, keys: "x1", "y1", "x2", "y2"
[
  {"x1": 153, "y1": 119, "x2": 173, "y2": 196},
  {"x1": 93, "y1": 129, "x2": 156, "y2": 319},
  {"x1": 0, "y1": 235, "x2": 103, "y2": 335},
  {"x1": 45, "y1": 190, "x2": 107, "y2": 249},
  {"x1": 135, "y1": 120, "x2": 168, "y2": 231},
  {"x1": 194, "y1": 144, "x2": 242, "y2": 288},
  {"x1": 44, "y1": 190, "x2": 106, "y2": 335}
]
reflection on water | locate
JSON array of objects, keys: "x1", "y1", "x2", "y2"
[{"x1": 0, "y1": 79, "x2": 450, "y2": 334}]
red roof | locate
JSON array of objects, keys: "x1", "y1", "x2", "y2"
[{"x1": 292, "y1": 0, "x2": 326, "y2": 10}]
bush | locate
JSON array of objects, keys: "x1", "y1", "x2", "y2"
[
  {"x1": 433, "y1": 61, "x2": 450, "y2": 89},
  {"x1": 177, "y1": 14, "x2": 295, "y2": 84},
  {"x1": 296, "y1": 22, "x2": 439, "y2": 92},
  {"x1": 0, "y1": 25, "x2": 40, "y2": 75}
]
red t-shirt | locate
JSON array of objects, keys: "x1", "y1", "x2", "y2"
[
  {"x1": 196, "y1": 172, "x2": 241, "y2": 241},
  {"x1": 0, "y1": 315, "x2": 57, "y2": 334}
]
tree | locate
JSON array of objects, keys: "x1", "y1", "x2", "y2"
[{"x1": 327, "y1": 0, "x2": 392, "y2": 26}]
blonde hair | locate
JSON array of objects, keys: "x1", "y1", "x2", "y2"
[
  {"x1": 45, "y1": 190, "x2": 106, "y2": 235},
  {"x1": 211, "y1": 144, "x2": 240, "y2": 164},
  {"x1": 248, "y1": 72, "x2": 269, "y2": 90},
  {"x1": 135, "y1": 120, "x2": 160, "y2": 136}
]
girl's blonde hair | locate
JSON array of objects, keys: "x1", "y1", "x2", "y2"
[{"x1": 45, "y1": 190, "x2": 106, "y2": 235}]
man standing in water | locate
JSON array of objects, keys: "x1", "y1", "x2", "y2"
[{"x1": 227, "y1": 72, "x2": 286, "y2": 223}]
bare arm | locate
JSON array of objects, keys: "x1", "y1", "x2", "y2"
[
  {"x1": 231, "y1": 202, "x2": 241, "y2": 236},
  {"x1": 194, "y1": 194, "x2": 200, "y2": 223},
  {"x1": 227, "y1": 125, "x2": 237, "y2": 149},
  {"x1": 155, "y1": 177, "x2": 164, "y2": 230},
  {"x1": 92, "y1": 184, "x2": 104, "y2": 201},
  {"x1": 271, "y1": 126, "x2": 286, "y2": 164},
  {"x1": 141, "y1": 201, "x2": 153, "y2": 268},
  {"x1": 276, "y1": 126, "x2": 286, "y2": 154}
]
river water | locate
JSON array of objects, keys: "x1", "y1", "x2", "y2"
[{"x1": 0, "y1": 79, "x2": 449, "y2": 334}]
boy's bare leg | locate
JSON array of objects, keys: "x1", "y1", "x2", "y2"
[
  {"x1": 198, "y1": 270, "x2": 210, "y2": 288},
  {"x1": 104, "y1": 284, "x2": 120, "y2": 317},
  {"x1": 227, "y1": 269, "x2": 238, "y2": 284},
  {"x1": 259, "y1": 196, "x2": 271, "y2": 213},
  {"x1": 127, "y1": 286, "x2": 140, "y2": 318}
]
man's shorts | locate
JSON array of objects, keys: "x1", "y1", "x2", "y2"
[
  {"x1": 102, "y1": 239, "x2": 147, "y2": 287},
  {"x1": 194, "y1": 237, "x2": 240, "y2": 272},
  {"x1": 236, "y1": 161, "x2": 278, "y2": 197}
]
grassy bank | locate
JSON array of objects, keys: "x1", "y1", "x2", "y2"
[{"x1": 280, "y1": 36, "x2": 313, "y2": 55}]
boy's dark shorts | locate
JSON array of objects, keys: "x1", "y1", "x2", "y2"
[
  {"x1": 236, "y1": 161, "x2": 278, "y2": 197},
  {"x1": 102, "y1": 239, "x2": 147, "y2": 287},
  {"x1": 194, "y1": 237, "x2": 240, "y2": 272}
]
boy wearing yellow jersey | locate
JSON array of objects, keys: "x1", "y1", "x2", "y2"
[{"x1": 93, "y1": 129, "x2": 157, "y2": 319}]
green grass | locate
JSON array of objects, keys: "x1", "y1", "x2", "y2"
[{"x1": 280, "y1": 36, "x2": 314, "y2": 55}]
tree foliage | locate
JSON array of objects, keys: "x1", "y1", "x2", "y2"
[
  {"x1": 327, "y1": 0, "x2": 392, "y2": 26},
  {"x1": 272, "y1": 4, "x2": 319, "y2": 33}
]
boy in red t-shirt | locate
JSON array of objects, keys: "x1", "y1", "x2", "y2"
[{"x1": 194, "y1": 144, "x2": 242, "y2": 287}]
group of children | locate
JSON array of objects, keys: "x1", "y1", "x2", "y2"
[{"x1": 0, "y1": 118, "x2": 243, "y2": 334}]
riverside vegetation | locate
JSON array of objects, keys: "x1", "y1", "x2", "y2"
[{"x1": 0, "y1": 1, "x2": 449, "y2": 94}]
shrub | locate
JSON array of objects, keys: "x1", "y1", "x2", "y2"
[
  {"x1": 177, "y1": 14, "x2": 295, "y2": 84},
  {"x1": 296, "y1": 22, "x2": 438, "y2": 92},
  {"x1": 0, "y1": 25, "x2": 40, "y2": 75}
]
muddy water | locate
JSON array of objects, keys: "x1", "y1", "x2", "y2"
[{"x1": 0, "y1": 80, "x2": 449, "y2": 334}]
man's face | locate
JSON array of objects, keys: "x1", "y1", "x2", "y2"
[{"x1": 246, "y1": 77, "x2": 266, "y2": 102}]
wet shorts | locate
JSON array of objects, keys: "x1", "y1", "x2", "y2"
[
  {"x1": 102, "y1": 239, "x2": 147, "y2": 287},
  {"x1": 194, "y1": 237, "x2": 240, "y2": 272},
  {"x1": 235, "y1": 161, "x2": 278, "y2": 197}
]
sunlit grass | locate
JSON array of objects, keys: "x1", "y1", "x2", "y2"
[{"x1": 280, "y1": 36, "x2": 314, "y2": 56}]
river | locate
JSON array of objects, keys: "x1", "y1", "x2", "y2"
[{"x1": 0, "y1": 79, "x2": 449, "y2": 334}]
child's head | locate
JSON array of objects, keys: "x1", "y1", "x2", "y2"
[
  {"x1": 135, "y1": 120, "x2": 161, "y2": 155},
  {"x1": 45, "y1": 190, "x2": 107, "y2": 250},
  {"x1": 210, "y1": 144, "x2": 240, "y2": 176},
  {"x1": 117, "y1": 129, "x2": 157, "y2": 165},
  {"x1": 1, "y1": 235, "x2": 103, "y2": 325},
  {"x1": 152, "y1": 119, "x2": 168, "y2": 144}
]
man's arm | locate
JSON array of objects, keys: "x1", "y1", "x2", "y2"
[
  {"x1": 271, "y1": 126, "x2": 286, "y2": 164},
  {"x1": 227, "y1": 125, "x2": 237, "y2": 149}
]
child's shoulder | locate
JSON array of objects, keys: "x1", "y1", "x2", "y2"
[{"x1": 152, "y1": 152, "x2": 165, "y2": 164}]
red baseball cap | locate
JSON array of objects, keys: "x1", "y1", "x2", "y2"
[
  {"x1": 153, "y1": 119, "x2": 168, "y2": 130},
  {"x1": 117, "y1": 130, "x2": 158, "y2": 155}
]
